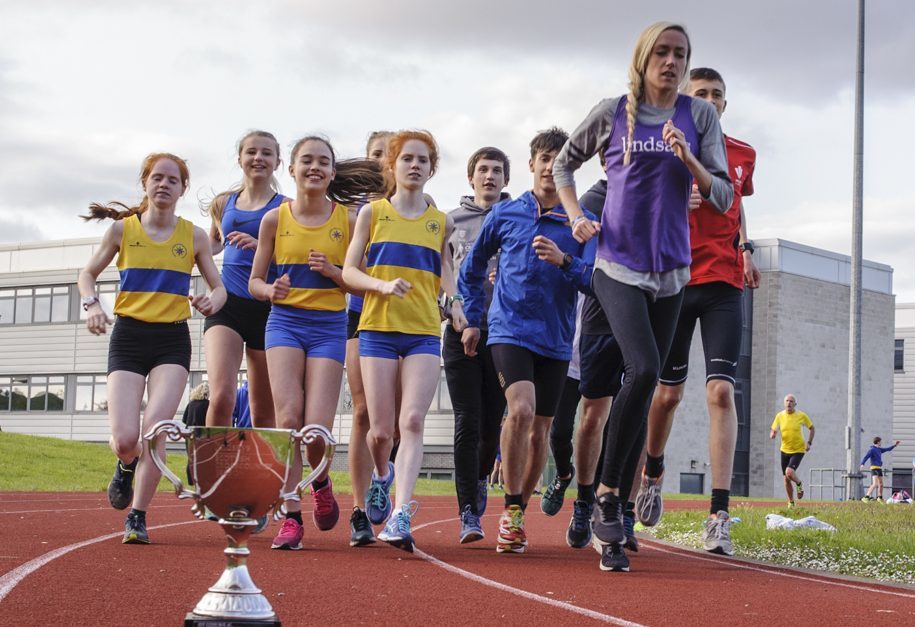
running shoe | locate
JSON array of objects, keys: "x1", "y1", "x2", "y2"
[
  {"x1": 365, "y1": 461, "x2": 395, "y2": 525},
  {"x1": 378, "y1": 501, "x2": 419, "y2": 553},
  {"x1": 496, "y1": 505, "x2": 527, "y2": 554},
  {"x1": 622, "y1": 512, "x2": 639, "y2": 552},
  {"x1": 701, "y1": 510, "x2": 734, "y2": 556},
  {"x1": 566, "y1": 499, "x2": 593, "y2": 549},
  {"x1": 459, "y1": 505, "x2": 484, "y2": 544},
  {"x1": 796, "y1": 482, "x2": 805, "y2": 500},
  {"x1": 635, "y1": 472, "x2": 664, "y2": 527},
  {"x1": 540, "y1": 466, "x2": 575, "y2": 516},
  {"x1": 477, "y1": 479, "x2": 488, "y2": 516},
  {"x1": 271, "y1": 518, "x2": 304, "y2": 550},
  {"x1": 107, "y1": 457, "x2": 138, "y2": 511},
  {"x1": 599, "y1": 542, "x2": 630, "y2": 572},
  {"x1": 860, "y1": 496, "x2": 871, "y2": 502},
  {"x1": 252, "y1": 514, "x2": 270, "y2": 535},
  {"x1": 311, "y1": 479, "x2": 340, "y2": 531},
  {"x1": 122, "y1": 511, "x2": 149, "y2": 544},
  {"x1": 349, "y1": 507, "x2": 376, "y2": 547},
  {"x1": 592, "y1": 493, "x2": 624, "y2": 546}
]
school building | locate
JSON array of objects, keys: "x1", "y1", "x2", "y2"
[
  {"x1": 0, "y1": 237, "x2": 898, "y2": 498},
  {"x1": 892, "y1": 303, "x2": 915, "y2": 493}
]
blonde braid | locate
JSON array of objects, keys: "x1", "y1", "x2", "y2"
[{"x1": 624, "y1": 72, "x2": 643, "y2": 166}]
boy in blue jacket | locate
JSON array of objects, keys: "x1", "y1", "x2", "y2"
[
  {"x1": 861, "y1": 436, "x2": 901, "y2": 501},
  {"x1": 459, "y1": 127, "x2": 595, "y2": 554}
]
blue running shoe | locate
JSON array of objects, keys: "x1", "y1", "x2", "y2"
[
  {"x1": 378, "y1": 501, "x2": 419, "y2": 552},
  {"x1": 459, "y1": 505, "x2": 484, "y2": 544},
  {"x1": 365, "y1": 461, "x2": 395, "y2": 525},
  {"x1": 566, "y1": 499, "x2": 593, "y2": 549},
  {"x1": 477, "y1": 479, "x2": 488, "y2": 516},
  {"x1": 623, "y1": 512, "x2": 639, "y2": 552}
]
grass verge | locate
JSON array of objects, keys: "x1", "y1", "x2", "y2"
[
  {"x1": 643, "y1": 502, "x2": 915, "y2": 585},
  {"x1": 0, "y1": 432, "x2": 455, "y2": 496}
]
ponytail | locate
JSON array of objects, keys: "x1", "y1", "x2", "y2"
[
  {"x1": 327, "y1": 159, "x2": 386, "y2": 206},
  {"x1": 82, "y1": 152, "x2": 189, "y2": 222}
]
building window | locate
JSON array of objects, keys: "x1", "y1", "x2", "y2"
[
  {"x1": 0, "y1": 375, "x2": 65, "y2": 411},
  {"x1": 75, "y1": 374, "x2": 108, "y2": 412},
  {"x1": 0, "y1": 286, "x2": 71, "y2": 325},
  {"x1": 895, "y1": 339, "x2": 905, "y2": 372}
]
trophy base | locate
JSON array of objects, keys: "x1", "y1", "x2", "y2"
[{"x1": 185, "y1": 613, "x2": 280, "y2": 626}]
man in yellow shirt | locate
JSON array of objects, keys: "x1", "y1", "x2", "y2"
[{"x1": 770, "y1": 394, "x2": 815, "y2": 506}]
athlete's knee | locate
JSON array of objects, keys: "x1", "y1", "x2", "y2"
[
  {"x1": 368, "y1": 428, "x2": 393, "y2": 448},
  {"x1": 628, "y1": 363, "x2": 660, "y2": 395},
  {"x1": 654, "y1": 384, "x2": 684, "y2": 413},
  {"x1": 507, "y1": 401, "x2": 535, "y2": 424},
  {"x1": 111, "y1": 434, "x2": 139, "y2": 459},
  {"x1": 705, "y1": 379, "x2": 735, "y2": 411},
  {"x1": 206, "y1": 394, "x2": 236, "y2": 424}
]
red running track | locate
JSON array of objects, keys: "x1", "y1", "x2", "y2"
[{"x1": 0, "y1": 492, "x2": 912, "y2": 626}]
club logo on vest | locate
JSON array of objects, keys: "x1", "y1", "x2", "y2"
[
  {"x1": 734, "y1": 165, "x2": 743, "y2": 182},
  {"x1": 329, "y1": 228, "x2": 344, "y2": 242},
  {"x1": 425, "y1": 220, "x2": 441, "y2": 234},
  {"x1": 171, "y1": 244, "x2": 188, "y2": 258}
]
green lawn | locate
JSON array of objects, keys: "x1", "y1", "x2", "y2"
[
  {"x1": 0, "y1": 432, "x2": 455, "y2": 496},
  {"x1": 643, "y1": 502, "x2": 915, "y2": 585}
]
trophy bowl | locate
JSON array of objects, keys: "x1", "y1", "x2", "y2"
[{"x1": 144, "y1": 420, "x2": 336, "y2": 626}]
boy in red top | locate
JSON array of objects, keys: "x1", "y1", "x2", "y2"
[{"x1": 636, "y1": 67, "x2": 760, "y2": 556}]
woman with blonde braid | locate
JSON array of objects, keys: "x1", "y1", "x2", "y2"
[{"x1": 553, "y1": 21, "x2": 733, "y2": 572}]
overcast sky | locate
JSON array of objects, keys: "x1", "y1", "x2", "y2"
[{"x1": 1, "y1": 0, "x2": 913, "y2": 300}]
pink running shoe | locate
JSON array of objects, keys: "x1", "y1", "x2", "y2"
[
  {"x1": 271, "y1": 518, "x2": 304, "y2": 550},
  {"x1": 312, "y1": 479, "x2": 340, "y2": 531}
]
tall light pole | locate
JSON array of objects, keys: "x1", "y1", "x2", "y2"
[{"x1": 846, "y1": 0, "x2": 865, "y2": 501}]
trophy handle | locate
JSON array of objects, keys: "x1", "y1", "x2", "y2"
[
  {"x1": 281, "y1": 424, "x2": 337, "y2": 504},
  {"x1": 143, "y1": 419, "x2": 199, "y2": 502}
]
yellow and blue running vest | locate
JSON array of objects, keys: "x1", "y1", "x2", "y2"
[
  {"x1": 115, "y1": 214, "x2": 195, "y2": 323},
  {"x1": 273, "y1": 201, "x2": 349, "y2": 312},
  {"x1": 359, "y1": 199, "x2": 446, "y2": 336}
]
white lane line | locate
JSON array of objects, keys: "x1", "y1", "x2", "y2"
[
  {"x1": 412, "y1": 517, "x2": 645, "y2": 626},
  {"x1": 640, "y1": 540, "x2": 915, "y2": 599},
  {"x1": 0, "y1": 520, "x2": 202, "y2": 602}
]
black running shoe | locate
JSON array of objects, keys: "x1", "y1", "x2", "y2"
[
  {"x1": 566, "y1": 499, "x2": 593, "y2": 548},
  {"x1": 623, "y1": 512, "x2": 639, "y2": 552},
  {"x1": 592, "y1": 492, "x2": 624, "y2": 545},
  {"x1": 540, "y1": 466, "x2": 574, "y2": 516},
  {"x1": 123, "y1": 511, "x2": 149, "y2": 544},
  {"x1": 107, "y1": 457, "x2": 138, "y2": 510},
  {"x1": 599, "y1": 542, "x2": 630, "y2": 572},
  {"x1": 349, "y1": 507, "x2": 376, "y2": 547}
]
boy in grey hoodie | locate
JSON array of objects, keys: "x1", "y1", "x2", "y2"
[{"x1": 445, "y1": 147, "x2": 511, "y2": 544}]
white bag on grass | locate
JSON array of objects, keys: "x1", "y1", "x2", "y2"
[{"x1": 765, "y1": 513, "x2": 837, "y2": 532}]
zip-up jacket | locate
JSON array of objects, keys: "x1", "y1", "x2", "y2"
[{"x1": 459, "y1": 190, "x2": 595, "y2": 360}]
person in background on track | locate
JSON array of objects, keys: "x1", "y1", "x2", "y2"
[
  {"x1": 79, "y1": 152, "x2": 226, "y2": 544},
  {"x1": 769, "y1": 393, "x2": 814, "y2": 508},
  {"x1": 861, "y1": 436, "x2": 901, "y2": 502}
]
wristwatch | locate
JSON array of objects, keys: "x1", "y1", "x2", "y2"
[
  {"x1": 81, "y1": 295, "x2": 100, "y2": 310},
  {"x1": 560, "y1": 253, "x2": 573, "y2": 271},
  {"x1": 739, "y1": 240, "x2": 755, "y2": 255},
  {"x1": 450, "y1": 294, "x2": 465, "y2": 307}
]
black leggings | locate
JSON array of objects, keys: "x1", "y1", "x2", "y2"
[
  {"x1": 443, "y1": 326, "x2": 506, "y2": 514},
  {"x1": 549, "y1": 376, "x2": 581, "y2": 479},
  {"x1": 594, "y1": 271, "x2": 684, "y2": 489}
]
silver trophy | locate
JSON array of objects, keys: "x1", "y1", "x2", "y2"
[{"x1": 145, "y1": 420, "x2": 336, "y2": 626}]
